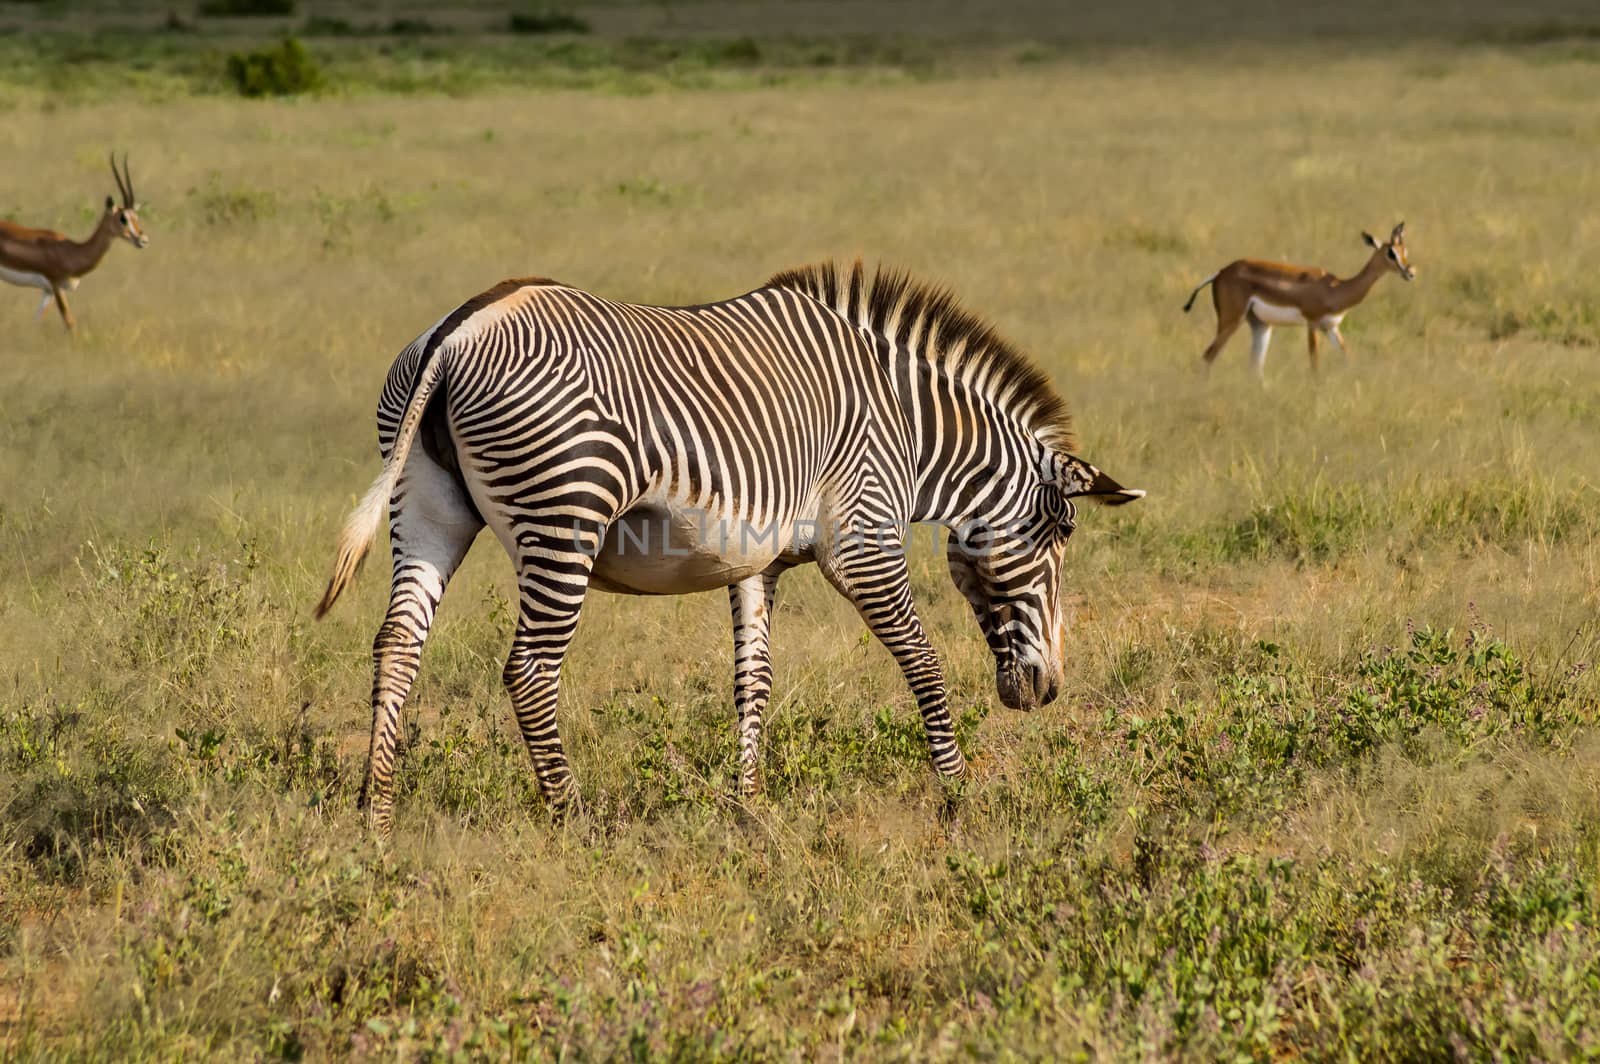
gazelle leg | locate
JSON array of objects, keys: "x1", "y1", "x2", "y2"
[
  {"x1": 729, "y1": 565, "x2": 786, "y2": 798},
  {"x1": 360, "y1": 452, "x2": 483, "y2": 835},
  {"x1": 1306, "y1": 325, "x2": 1320, "y2": 372},
  {"x1": 51, "y1": 285, "x2": 76, "y2": 334},
  {"x1": 36, "y1": 290, "x2": 52, "y2": 321},
  {"x1": 818, "y1": 534, "x2": 966, "y2": 782},
  {"x1": 1329, "y1": 325, "x2": 1350, "y2": 356},
  {"x1": 1248, "y1": 317, "x2": 1274, "y2": 379},
  {"x1": 1201, "y1": 310, "x2": 1245, "y2": 368},
  {"x1": 1202, "y1": 285, "x2": 1248, "y2": 371}
]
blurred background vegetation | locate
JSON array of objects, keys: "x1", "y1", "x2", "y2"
[{"x1": 0, "y1": 0, "x2": 1598, "y2": 99}]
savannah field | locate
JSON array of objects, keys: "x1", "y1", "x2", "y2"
[{"x1": 3, "y1": 2, "x2": 1600, "y2": 1059}]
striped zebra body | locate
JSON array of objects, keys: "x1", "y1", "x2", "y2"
[{"x1": 318, "y1": 264, "x2": 1140, "y2": 831}]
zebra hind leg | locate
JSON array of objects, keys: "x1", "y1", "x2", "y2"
[
  {"x1": 362, "y1": 455, "x2": 483, "y2": 835},
  {"x1": 503, "y1": 534, "x2": 600, "y2": 815},
  {"x1": 729, "y1": 566, "x2": 785, "y2": 799},
  {"x1": 818, "y1": 542, "x2": 968, "y2": 783}
]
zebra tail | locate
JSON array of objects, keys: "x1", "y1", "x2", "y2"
[
  {"x1": 314, "y1": 345, "x2": 448, "y2": 619},
  {"x1": 1182, "y1": 273, "x2": 1217, "y2": 313}
]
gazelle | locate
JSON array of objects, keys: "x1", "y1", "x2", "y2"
[
  {"x1": 1183, "y1": 222, "x2": 1414, "y2": 379},
  {"x1": 0, "y1": 154, "x2": 149, "y2": 333}
]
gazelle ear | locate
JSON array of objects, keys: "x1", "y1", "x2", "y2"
[
  {"x1": 1390, "y1": 221, "x2": 1406, "y2": 242},
  {"x1": 105, "y1": 195, "x2": 115, "y2": 211},
  {"x1": 1362, "y1": 231, "x2": 1381, "y2": 249},
  {"x1": 1055, "y1": 455, "x2": 1146, "y2": 506}
]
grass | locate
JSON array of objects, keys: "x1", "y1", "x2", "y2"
[{"x1": 4, "y1": 5, "x2": 1600, "y2": 1059}]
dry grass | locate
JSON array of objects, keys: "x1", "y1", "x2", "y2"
[{"x1": 3, "y1": 21, "x2": 1600, "y2": 1060}]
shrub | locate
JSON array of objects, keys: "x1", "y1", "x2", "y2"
[
  {"x1": 508, "y1": 9, "x2": 590, "y2": 35},
  {"x1": 198, "y1": 0, "x2": 294, "y2": 15},
  {"x1": 300, "y1": 16, "x2": 446, "y2": 38},
  {"x1": 225, "y1": 37, "x2": 321, "y2": 97},
  {"x1": 717, "y1": 36, "x2": 762, "y2": 63},
  {"x1": 300, "y1": 14, "x2": 358, "y2": 36},
  {"x1": 190, "y1": 172, "x2": 279, "y2": 225},
  {"x1": 388, "y1": 17, "x2": 447, "y2": 36}
]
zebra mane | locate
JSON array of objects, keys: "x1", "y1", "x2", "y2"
[{"x1": 766, "y1": 259, "x2": 1075, "y2": 453}]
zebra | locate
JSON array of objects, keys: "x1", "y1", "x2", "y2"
[{"x1": 314, "y1": 261, "x2": 1142, "y2": 831}]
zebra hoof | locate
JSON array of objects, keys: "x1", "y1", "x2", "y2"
[
  {"x1": 937, "y1": 787, "x2": 968, "y2": 833},
  {"x1": 735, "y1": 774, "x2": 763, "y2": 803},
  {"x1": 544, "y1": 786, "x2": 583, "y2": 823},
  {"x1": 934, "y1": 747, "x2": 969, "y2": 782},
  {"x1": 364, "y1": 806, "x2": 395, "y2": 838}
]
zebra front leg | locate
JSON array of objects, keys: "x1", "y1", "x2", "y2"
[
  {"x1": 819, "y1": 545, "x2": 967, "y2": 782},
  {"x1": 729, "y1": 566, "x2": 784, "y2": 798},
  {"x1": 361, "y1": 456, "x2": 482, "y2": 835},
  {"x1": 503, "y1": 542, "x2": 599, "y2": 814}
]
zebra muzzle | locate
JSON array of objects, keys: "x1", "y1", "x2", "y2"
[{"x1": 997, "y1": 660, "x2": 1060, "y2": 712}]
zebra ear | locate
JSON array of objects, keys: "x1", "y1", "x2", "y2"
[{"x1": 1055, "y1": 456, "x2": 1145, "y2": 506}]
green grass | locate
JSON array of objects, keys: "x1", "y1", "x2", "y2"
[{"x1": 4, "y1": 8, "x2": 1600, "y2": 1059}]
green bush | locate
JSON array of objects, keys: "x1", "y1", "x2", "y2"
[
  {"x1": 300, "y1": 15, "x2": 448, "y2": 37},
  {"x1": 388, "y1": 17, "x2": 447, "y2": 36},
  {"x1": 198, "y1": 0, "x2": 294, "y2": 15},
  {"x1": 508, "y1": 9, "x2": 590, "y2": 35},
  {"x1": 225, "y1": 37, "x2": 321, "y2": 97},
  {"x1": 300, "y1": 14, "x2": 359, "y2": 36}
]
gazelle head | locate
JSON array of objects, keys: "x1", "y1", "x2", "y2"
[
  {"x1": 105, "y1": 153, "x2": 149, "y2": 250},
  {"x1": 946, "y1": 453, "x2": 1143, "y2": 712},
  {"x1": 1362, "y1": 221, "x2": 1412, "y2": 280}
]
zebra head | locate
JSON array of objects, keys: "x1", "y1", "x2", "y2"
[{"x1": 947, "y1": 453, "x2": 1143, "y2": 711}]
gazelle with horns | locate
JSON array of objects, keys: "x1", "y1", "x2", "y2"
[
  {"x1": 0, "y1": 154, "x2": 149, "y2": 333},
  {"x1": 1184, "y1": 222, "x2": 1414, "y2": 379}
]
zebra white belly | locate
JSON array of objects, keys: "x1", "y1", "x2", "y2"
[
  {"x1": 0, "y1": 264, "x2": 51, "y2": 291},
  {"x1": 590, "y1": 496, "x2": 815, "y2": 595},
  {"x1": 1246, "y1": 297, "x2": 1307, "y2": 326}
]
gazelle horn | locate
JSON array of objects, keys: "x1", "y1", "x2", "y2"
[
  {"x1": 119, "y1": 153, "x2": 136, "y2": 207},
  {"x1": 109, "y1": 152, "x2": 129, "y2": 206}
]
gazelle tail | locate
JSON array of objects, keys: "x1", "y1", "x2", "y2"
[{"x1": 1182, "y1": 273, "x2": 1218, "y2": 313}]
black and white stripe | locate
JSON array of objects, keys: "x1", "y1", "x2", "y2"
[{"x1": 318, "y1": 265, "x2": 1140, "y2": 831}]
